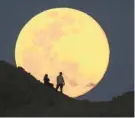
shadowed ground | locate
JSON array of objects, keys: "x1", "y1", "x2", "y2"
[{"x1": 0, "y1": 61, "x2": 134, "y2": 117}]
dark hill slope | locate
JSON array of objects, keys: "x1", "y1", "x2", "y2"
[{"x1": 0, "y1": 61, "x2": 134, "y2": 117}]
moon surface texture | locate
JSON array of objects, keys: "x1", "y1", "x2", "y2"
[{"x1": 15, "y1": 8, "x2": 110, "y2": 97}]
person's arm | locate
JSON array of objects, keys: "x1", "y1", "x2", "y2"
[
  {"x1": 62, "y1": 77, "x2": 65, "y2": 85},
  {"x1": 48, "y1": 78, "x2": 50, "y2": 82}
]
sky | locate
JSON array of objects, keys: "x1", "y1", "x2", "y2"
[{"x1": 0, "y1": 0, "x2": 134, "y2": 101}]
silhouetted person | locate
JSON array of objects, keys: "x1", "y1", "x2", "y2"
[
  {"x1": 56, "y1": 72, "x2": 65, "y2": 93},
  {"x1": 43, "y1": 74, "x2": 54, "y2": 88}
]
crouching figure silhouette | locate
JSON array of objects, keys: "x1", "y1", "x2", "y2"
[{"x1": 43, "y1": 74, "x2": 54, "y2": 88}]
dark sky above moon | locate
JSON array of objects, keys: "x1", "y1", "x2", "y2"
[{"x1": 0, "y1": 0, "x2": 133, "y2": 101}]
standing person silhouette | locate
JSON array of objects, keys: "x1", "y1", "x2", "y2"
[{"x1": 56, "y1": 72, "x2": 65, "y2": 93}]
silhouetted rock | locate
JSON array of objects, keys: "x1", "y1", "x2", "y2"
[{"x1": 0, "y1": 60, "x2": 134, "y2": 117}]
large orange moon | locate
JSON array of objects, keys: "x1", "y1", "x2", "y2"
[{"x1": 15, "y1": 8, "x2": 110, "y2": 97}]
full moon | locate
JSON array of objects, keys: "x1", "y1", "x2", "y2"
[{"x1": 15, "y1": 8, "x2": 110, "y2": 97}]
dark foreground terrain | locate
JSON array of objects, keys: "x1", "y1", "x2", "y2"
[{"x1": 0, "y1": 61, "x2": 134, "y2": 117}]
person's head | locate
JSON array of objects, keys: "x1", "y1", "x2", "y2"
[
  {"x1": 45, "y1": 74, "x2": 48, "y2": 78},
  {"x1": 59, "y1": 72, "x2": 63, "y2": 76}
]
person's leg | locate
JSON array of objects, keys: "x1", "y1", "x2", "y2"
[
  {"x1": 60, "y1": 84, "x2": 63, "y2": 93},
  {"x1": 56, "y1": 84, "x2": 60, "y2": 91}
]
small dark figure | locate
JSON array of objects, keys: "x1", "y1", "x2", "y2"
[
  {"x1": 43, "y1": 74, "x2": 53, "y2": 88},
  {"x1": 56, "y1": 72, "x2": 65, "y2": 93},
  {"x1": 44, "y1": 74, "x2": 50, "y2": 84}
]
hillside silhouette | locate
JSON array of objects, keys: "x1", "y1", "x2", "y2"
[{"x1": 0, "y1": 60, "x2": 134, "y2": 117}]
